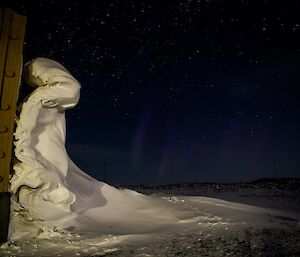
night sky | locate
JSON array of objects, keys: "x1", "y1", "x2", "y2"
[{"x1": 4, "y1": 0, "x2": 300, "y2": 185}]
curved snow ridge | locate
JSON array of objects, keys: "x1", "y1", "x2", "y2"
[{"x1": 9, "y1": 58, "x2": 180, "y2": 240}]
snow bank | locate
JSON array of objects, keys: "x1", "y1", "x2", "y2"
[{"x1": 9, "y1": 58, "x2": 179, "y2": 240}]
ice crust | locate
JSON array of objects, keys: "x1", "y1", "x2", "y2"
[{"x1": 9, "y1": 58, "x2": 178, "y2": 240}]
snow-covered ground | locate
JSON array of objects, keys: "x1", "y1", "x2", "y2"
[
  {"x1": 1, "y1": 180, "x2": 300, "y2": 257},
  {"x1": 3, "y1": 59, "x2": 299, "y2": 256},
  {"x1": 127, "y1": 178, "x2": 300, "y2": 213}
]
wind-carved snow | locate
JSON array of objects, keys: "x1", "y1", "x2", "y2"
[
  {"x1": 9, "y1": 58, "x2": 180, "y2": 240},
  {"x1": 5, "y1": 58, "x2": 299, "y2": 256}
]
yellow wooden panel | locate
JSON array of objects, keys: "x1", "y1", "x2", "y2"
[
  {"x1": 0, "y1": 9, "x2": 11, "y2": 97},
  {"x1": 0, "y1": 9, "x2": 12, "y2": 193},
  {"x1": 0, "y1": 9, "x2": 26, "y2": 193}
]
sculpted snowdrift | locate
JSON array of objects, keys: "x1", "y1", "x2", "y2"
[{"x1": 9, "y1": 58, "x2": 179, "y2": 239}]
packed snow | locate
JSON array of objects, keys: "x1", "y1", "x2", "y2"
[
  {"x1": 9, "y1": 58, "x2": 180, "y2": 240},
  {"x1": 1, "y1": 192, "x2": 300, "y2": 256},
  {"x1": 1, "y1": 58, "x2": 299, "y2": 256}
]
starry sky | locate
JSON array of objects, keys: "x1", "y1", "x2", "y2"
[{"x1": 4, "y1": 0, "x2": 300, "y2": 185}]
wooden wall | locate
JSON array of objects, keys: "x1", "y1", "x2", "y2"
[{"x1": 0, "y1": 8, "x2": 26, "y2": 243}]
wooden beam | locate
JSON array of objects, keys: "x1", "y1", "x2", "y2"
[{"x1": 0, "y1": 8, "x2": 26, "y2": 243}]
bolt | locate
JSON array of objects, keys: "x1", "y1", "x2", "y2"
[
  {"x1": 0, "y1": 125, "x2": 8, "y2": 133},
  {"x1": 1, "y1": 103, "x2": 10, "y2": 111},
  {"x1": 0, "y1": 152, "x2": 5, "y2": 159},
  {"x1": 5, "y1": 70, "x2": 15, "y2": 78}
]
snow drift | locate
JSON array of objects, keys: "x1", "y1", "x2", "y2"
[
  {"x1": 4, "y1": 58, "x2": 299, "y2": 256},
  {"x1": 9, "y1": 58, "x2": 179, "y2": 240}
]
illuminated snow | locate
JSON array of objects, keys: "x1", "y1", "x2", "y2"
[
  {"x1": 5, "y1": 58, "x2": 299, "y2": 256},
  {"x1": 9, "y1": 58, "x2": 179, "y2": 240}
]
